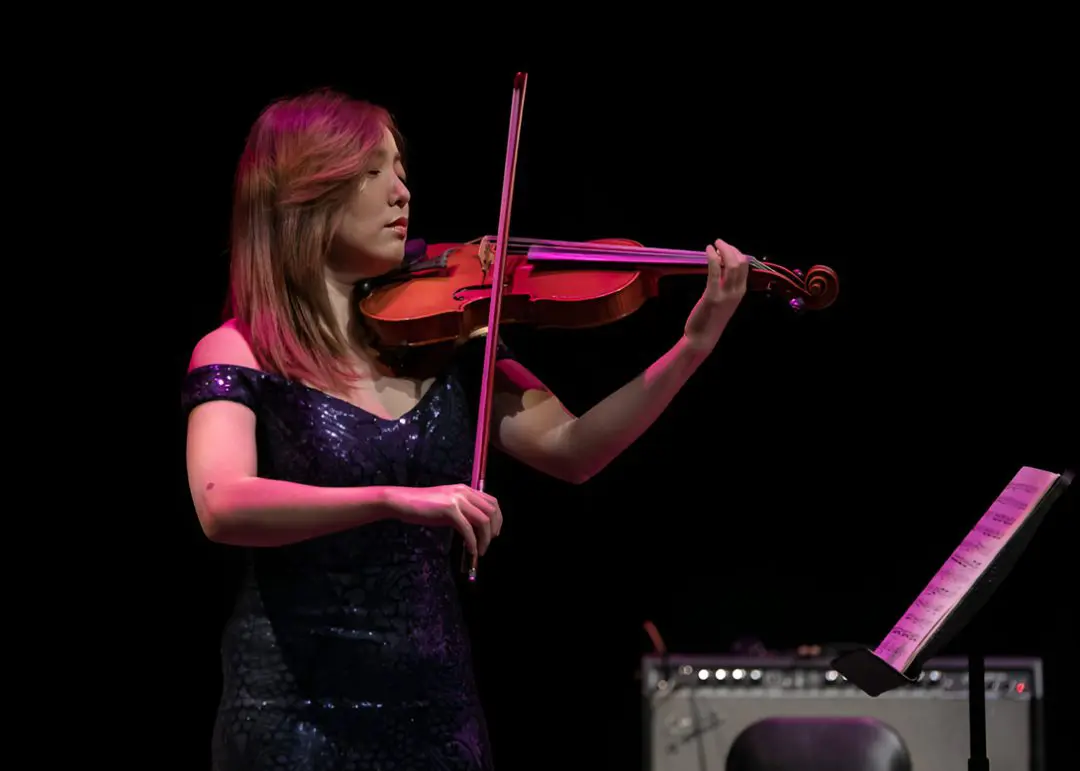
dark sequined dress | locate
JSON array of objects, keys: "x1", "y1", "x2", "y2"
[{"x1": 180, "y1": 345, "x2": 506, "y2": 770}]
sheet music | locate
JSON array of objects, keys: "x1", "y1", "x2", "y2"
[{"x1": 873, "y1": 466, "x2": 1060, "y2": 672}]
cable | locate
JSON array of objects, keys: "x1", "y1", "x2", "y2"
[{"x1": 643, "y1": 620, "x2": 710, "y2": 771}]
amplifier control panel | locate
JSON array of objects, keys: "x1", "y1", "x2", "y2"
[{"x1": 642, "y1": 654, "x2": 1041, "y2": 701}]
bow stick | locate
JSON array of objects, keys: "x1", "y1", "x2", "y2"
[{"x1": 462, "y1": 71, "x2": 529, "y2": 581}]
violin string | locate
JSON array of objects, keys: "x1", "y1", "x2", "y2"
[
  {"x1": 510, "y1": 236, "x2": 769, "y2": 268},
  {"x1": 500, "y1": 236, "x2": 783, "y2": 278}
]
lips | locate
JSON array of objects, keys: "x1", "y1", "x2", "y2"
[{"x1": 387, "y1": 218, "x2": 408, "y2": 229}]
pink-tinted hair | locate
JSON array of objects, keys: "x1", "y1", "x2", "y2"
[{"x1": 225, "y1": 87, "x2": 403, "y2": 394}]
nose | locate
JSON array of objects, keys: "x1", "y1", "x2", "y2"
[{"x1": 392, "y1": 176, "x2": 411, "y2": 206}]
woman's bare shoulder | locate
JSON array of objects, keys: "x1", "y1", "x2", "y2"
[{"x1": 188, "y1": 319, "x2": 261, "y2": 372}]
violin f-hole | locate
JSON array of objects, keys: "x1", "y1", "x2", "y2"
[{"x1": 453, "y1": 285, "x2": 490, "y2": 302}]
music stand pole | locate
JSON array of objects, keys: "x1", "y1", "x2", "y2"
[{"x1": 968, "y1": 619, "x2": 988, "y2": 771}]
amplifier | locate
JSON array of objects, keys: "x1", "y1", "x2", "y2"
[{"x1": 642, "y1": 653, "x2": 1043, "y2": 771}]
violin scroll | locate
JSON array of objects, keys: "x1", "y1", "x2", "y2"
[{"x1": 747, "y1": 259, "x2": 839, "y2": 313}]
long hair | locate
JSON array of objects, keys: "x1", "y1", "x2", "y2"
[{"x1": 225, "y1": 88, "x2": 403, "y2": 395}]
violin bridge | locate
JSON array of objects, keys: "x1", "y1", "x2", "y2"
[{"x1": 478, "y1": 236, "x2": 495, "y2": 273}]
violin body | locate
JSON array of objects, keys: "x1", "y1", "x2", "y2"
[
  {"x1": 357, "y1": 235, "x2": 840, "y2": 349},
  {"x1": 359, "y1": 237, "x2": 651, "y2": 347}
]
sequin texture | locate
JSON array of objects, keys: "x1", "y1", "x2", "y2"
[{"x1": 180, "y1": 346, "x2": 508, "y2": 770}]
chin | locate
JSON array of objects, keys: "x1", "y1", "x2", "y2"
[
  {"x1": 366, "y1": 250, "x2": 405, "y2": 278},
  {"x1": 382, "y1": 244, "x2": 407, "y2": 267}
]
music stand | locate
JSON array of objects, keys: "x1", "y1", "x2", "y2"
[{"x1": 833, "y1": 465, "x2": 1073, "y2": 771}]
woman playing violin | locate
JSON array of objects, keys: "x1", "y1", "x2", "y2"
[{"x1": 182, "y1": 87, "x2": 750, "y2": 771}]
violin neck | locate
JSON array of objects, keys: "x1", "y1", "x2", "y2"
[{"x1": 484, "y1": 236, "x2": 762, "y2": 271}]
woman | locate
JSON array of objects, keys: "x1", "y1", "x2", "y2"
[{"x1": 182, "y1": 87, "x2": 749, "y2": 770}]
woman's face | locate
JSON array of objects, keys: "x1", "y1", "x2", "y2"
[{"x1": 328, "y1": 126, "x2": 411, "y2": 280}]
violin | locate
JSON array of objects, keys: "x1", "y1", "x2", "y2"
[
  {"x1": 357, "y1": 73, "x2": 839, "y2": 582},
  {"x1": 356, "y1": 234, "x2": 839, "y2": 349}
]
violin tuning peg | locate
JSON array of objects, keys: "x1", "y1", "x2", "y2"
[{"x1": 789, "y1": 298, "x2": 805, "y2": 313}]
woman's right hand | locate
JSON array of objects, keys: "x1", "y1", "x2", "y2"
[{"x1": 385, "y1": 484, "x2": 503, "y2": 557}]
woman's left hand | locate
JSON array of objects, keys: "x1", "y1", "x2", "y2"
[{"x1": 683, "y1": 238, "x2": 750, "y2": 352}]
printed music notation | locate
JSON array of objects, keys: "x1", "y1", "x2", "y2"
[{"x1": 872, "y1": 466, "x2": 1061, "y2": 672}]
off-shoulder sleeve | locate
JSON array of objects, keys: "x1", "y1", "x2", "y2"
[
  {"x1": 494, "y1": 336, "x2": 515, "y2": 361},
  {"x1": 180, "y1": 364, "x2": 263, "y2": 417},
  {"x1": 452, "y1": 334, "x2": 518, "y2": 420}
]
